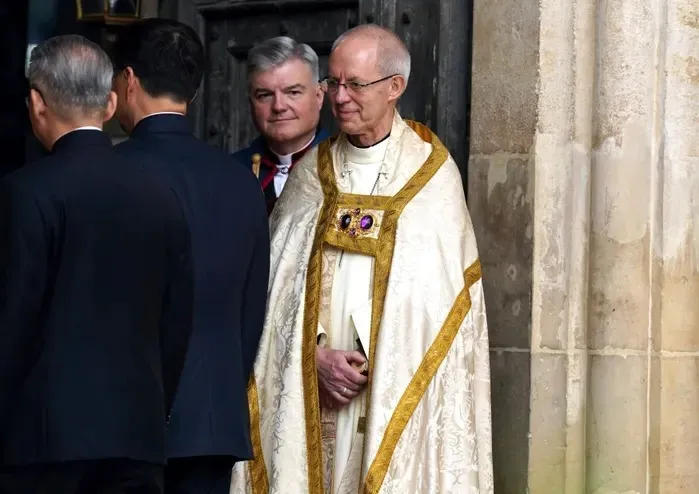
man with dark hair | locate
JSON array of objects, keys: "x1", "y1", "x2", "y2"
[
  {"x1": 111, "y1": 18, "x2": 205, "y2": 127},
  {"x1": 112, "y1": 18, "x2": 270, "y2": 494},
  {"x1": 0, "y1": 34, "x2": 194, "y2": 494}
]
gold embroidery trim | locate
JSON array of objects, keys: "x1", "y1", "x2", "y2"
[
  {"x1": 362, "y1": 259, "x2": 483, "y2": 494},
  {"x1": 325, "y1": 203, "x2": 386, "y2": 255},
  {"x1": 336, "y1": 193, "x2": 390, "y2": 209},
  {"x1": 302, "y1": 139, "x2": 338, "y2": 494},
  {"x1": 324, "y1": 229, "x2": 378, "y2": 257},
  {"x1": 246, "y1": 375, "x2": 269, "y2": 494}
]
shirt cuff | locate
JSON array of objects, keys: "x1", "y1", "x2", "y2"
[{"x1": 317, "y1": 323, "x2": 327, "y2": 347}]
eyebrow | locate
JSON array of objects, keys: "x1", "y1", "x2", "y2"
[
  {"x1": 328, "y1": 76, "x2": 363, "y2": 82},
  {"x1": 253, "y1": 83, "x2": 306, "y2": 95}
]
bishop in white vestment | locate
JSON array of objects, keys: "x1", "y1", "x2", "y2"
[{"x1": 231, "y1": 24, "x2": 493, "y2": 494}]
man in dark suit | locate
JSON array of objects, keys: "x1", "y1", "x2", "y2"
[
  {"x1": 0, "y1": 35, "x2": 194, "y2": 493},
  {"x1": 111, "y1": 19, "x2": 270, "y2": 494}
]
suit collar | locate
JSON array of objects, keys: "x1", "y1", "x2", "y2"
[
  {"x1": 131, "y1": 113, "x2": 191, "y2": 137},
  {"x1": 51, "y1": 129, "x2": 111, "y2": 154},
  {"x1": 246, "y1": 135, "x2": 267, "y2": 155},
  {"x1": 313, "y1": 127, "x2": 331, "y2": 145}
]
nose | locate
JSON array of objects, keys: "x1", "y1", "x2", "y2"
[
  {"x1": 333, "y1": 85, "x2": 351, "y2": 104},
  {"x1": 272, "y1": 92, "x2": 288, "y2": 112}
]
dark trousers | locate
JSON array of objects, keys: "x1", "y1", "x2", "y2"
[
  {"x1": 0, "y1": 459, "x2": 164, "y2": 494},
  {"x1": 164, "y1": 456, "x2": 233, "y2": 494}
]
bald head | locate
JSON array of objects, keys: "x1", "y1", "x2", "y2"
[{"x1": 331, "y1": 24, "x2": 411, "y2": 84}]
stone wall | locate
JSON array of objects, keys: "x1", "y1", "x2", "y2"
[
  {"x1": 470, "y1": 0, "x2": 699, "y2": 492},
  {"x1": 468, "y1": 1, "x2": 539, "y2": 492}
]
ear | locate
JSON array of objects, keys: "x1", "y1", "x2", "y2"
[
  {"x1": 103, "y1": 91, "x2": 117, "y2": 122},
  {"x1": 315, "y1": 83, "x2": 324, "y2": 109},
  {"x1": 387, "y1": 75, "x2": 407, "y2": 103},
  {"x1": 123, "y1": 66, "x2": 138, "y2": 97},
  {"x1": 28, "y1": 88, "x2": 47, "y2": 121}
]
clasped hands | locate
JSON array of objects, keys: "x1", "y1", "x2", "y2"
[{"x1": 316, "y1": 346, "x2": 368, "y2": 410}]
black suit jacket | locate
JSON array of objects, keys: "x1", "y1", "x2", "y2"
[
  {"x1": 116, "y1": 114, "x2": 270, "y2": 461},
  {"x1": 0, "y1": 129, "x2": 194, "y2": 466}
]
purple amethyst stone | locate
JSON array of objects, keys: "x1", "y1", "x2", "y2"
[{"x1": 359, "y1": 215, "x2": 374, "y2": 230}]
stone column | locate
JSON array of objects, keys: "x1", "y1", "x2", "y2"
[
  {"x1": 528, "y1": 0, "x2": 699, "y2": 492},
  {"x1": 467, "y1": 1, "x2": 538, "y2": 492}
]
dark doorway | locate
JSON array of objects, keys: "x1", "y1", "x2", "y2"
[
  {"x1": 0, "y1": 2, "x2": 29, "y2": 177},
  {"x1": 161, "y1": 0, "x2": 473, "y2": 188},
  {"x1": 4, "y1": 0, "x2": 135, "y2": 172}
]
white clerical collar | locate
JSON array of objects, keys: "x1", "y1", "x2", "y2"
[
  {"x1": 270, "y1": 133, "x2": 316, "y2": 168},
  {"x1": 346, "y1": 136, "x2": 389, "y2": 165},
  {"x1": 142, "y1": 111, "x2": 185, "y2": 120}
]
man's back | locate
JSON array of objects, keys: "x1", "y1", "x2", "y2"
[
  {"x1": 116, "y1": 114, "x2": 269, "y2": 460},
  {"x1": 0, "y1": 129, "x2": 193, "y2": 466}
]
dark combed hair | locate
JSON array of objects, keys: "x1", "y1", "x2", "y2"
[{"x1": 112, "y1": 18, "x2": 205, "y2": 103}]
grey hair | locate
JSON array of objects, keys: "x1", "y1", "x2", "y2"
[
  {"x1": 27, "y1": 34, "x2": 113, "y2": 118},
  {"x1": 247, "y1": 36, "x2": 319, "y2": 85},
  {"x1": 331, "y1": 24, "x2": 411, "y2": 84}
]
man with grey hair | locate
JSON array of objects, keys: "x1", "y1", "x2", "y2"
[
  {"x1": 232, "y1": 35, "x2": 328, "y2": 214},
  {"x1": 0, "y1": 35, "x2": 194, "y2": 493},
  {"x1": 231, "y1": 24, "x2": 493, "y2": 493}
]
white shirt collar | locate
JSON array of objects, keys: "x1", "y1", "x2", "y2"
[
  {"x1": 270, "y1": 133, "x2": 316, "y2": 167},
  {"x1": 142, "y1": 111, "x2": 185, "y2": 118},
  {"x1": 55, "y1": 126, "x2": 102, "y2": 142}
]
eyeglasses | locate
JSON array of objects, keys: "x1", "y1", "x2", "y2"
[{"x1": 320, "y1": 74, "x2": 399, "y2": 94}]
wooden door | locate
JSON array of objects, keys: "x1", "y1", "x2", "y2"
[
  {"x1": 161, "y1": 0, "x2": 359, "y2": 153},
  {"x1": 161, "y1": 0, "x2": 472, "y2": 185}
]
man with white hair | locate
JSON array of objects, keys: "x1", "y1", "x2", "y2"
[
  {"x1": 0, "y1": 35, "x2": 194, "y2": 493},
  {"x1": 232, "y1": 36, "x2": 328, "y2": 214},
  {"x1": 231, "y1": 24, "x2": 494, "y2": 494}
]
